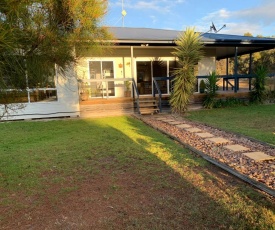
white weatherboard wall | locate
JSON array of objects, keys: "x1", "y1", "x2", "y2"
[{"x1": 0, "y1": 68, "x2": 80, "y2": 121}]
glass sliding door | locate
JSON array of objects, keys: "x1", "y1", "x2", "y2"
[
  {"x1": 152, "y1": 60, "x2": 168, "y2": 94},
  {"x1": 136, "y1": 59, "x2": 172, "y2": 95},
  {"x1": 136, "y1": 61, "x2": 152, "y2": 95},
  {"x1": 89, "y1": 61, "x2": 115, "y2": 98}
]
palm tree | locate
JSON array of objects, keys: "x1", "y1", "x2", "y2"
[{"x1": 170, "y1": 28, "x2": 204, "y2": 114}]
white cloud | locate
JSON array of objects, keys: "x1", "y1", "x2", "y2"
[
  {"x1": 202, "y1": 8, "x2": 231, "y2": 21},
  {"x1": 196, "y1": 2, "x2": 275, "y2": 36},
  {"x1": 149, "y1": 15, "x2": 157, "y2": 25},
  {"x1": 232, "y1": 1, "x2": 275, "y2": 26}
]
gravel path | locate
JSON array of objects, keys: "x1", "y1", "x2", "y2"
[{"x1": 136, "y1": 114, "x2": 275, "y2": 191}]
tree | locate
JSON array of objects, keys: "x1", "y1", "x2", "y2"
[
  {"x1": 0, "y1": 0, "x2": 111, "y2": 117},
  {"x1": 169, "y1": 27, "x2": 204, "y2": 114}
]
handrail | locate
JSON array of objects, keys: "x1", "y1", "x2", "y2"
[
  {"x1": 197, "y1": 73, "x2": 275, "y2": 92},
  {"x1": 131, "y1": 78, "x2": 140, "y2": 114},
  {"x1": 152, "y1": 78, "x2": 163, "y2": 112},
  {"x1": 82, "y1": 78, "x2": 132, "y2": 83},
  {"x1": 81, "y1": 78, "x2": 133, "y2": 98}
]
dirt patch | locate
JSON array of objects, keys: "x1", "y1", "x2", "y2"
[
  {"x1": 1, "y1": 168, "x2": 197, "y2": 229},
  {"x1": 0, "y1": 163, "x2": 252, "y2": 230}
]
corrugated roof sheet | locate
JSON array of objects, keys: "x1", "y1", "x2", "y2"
[{"x1": 108, "y1": 27, "x2": 275, "y2": 44}]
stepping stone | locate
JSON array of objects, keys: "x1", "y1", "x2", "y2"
[
  {"x1": 195, "y1": 132, "x2": 214, "y2": 138},
  {"x1": 156, "y1": 117, "x2": 167, "y2": 120},
  {"x1": 185, "y1": 127, "x2": 202, "y2": 133},
  {"x1": 206, "y1": 137, "x2": 230, "y2": 144},
  {"x1": 224, "y1": 144, "x2": 249, "y2": 152},
  {"x1": 167, "y1": 121, "x2": 183, "y2": 125},
  {"x1": 176, "y1": 124, "x2": 191, "y2": 129},
  {"x1": 164, "y1": 119, "x2": 176, "y2": 123},
  {"x1": 243, "y1": 152, "x2": 275, "y2": 162}
]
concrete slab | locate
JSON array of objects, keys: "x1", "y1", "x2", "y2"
[
  {"x1": 164, "y1": 119, "x2": 176, "y2": 123},
  {"x1": 243, "y1": 152, "x2": 275, "y2": 162},
  {"x1": 185, "y1": 127, "x2": 202, "y2": 133},
  {"x1": 176, "y1": 124, "x2": 192, "y2": 129},
  {"x1": 195, "y1": 132, "x2": 214, "y2": 138},
  {"x1": 224, "y1": 144, "x2": 249, "y2": 152},
  {"x1": 206, "y1": 137, "x2": 230, "y2": 144},
  {"x1": 156, "y1": 117, "x2": 168, "y2": 121},
  {"x1": 167, "y1": 121, "x2": 183, "y2": 125}
]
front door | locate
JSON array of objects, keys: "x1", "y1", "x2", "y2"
[
  {"x1": 136, "y1": 61, "x2": 152, "y2": 95},
  {"x1": 136, "y1": 59, "x2": 171, "y2": 95},
  {"x1": 89, "y1": 61, "x2": 115, "y2": 98}
]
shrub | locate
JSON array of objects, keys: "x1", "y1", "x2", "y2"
[
  {"x1": 213, "y1": 97, "x2": 247, "y2": 108},
  {"x1": 199, "y1": 80, "x2": 206, "y2": 93},
  {"x1": 250, "y1": 65, "x2": 267, "y2": 103},
  {"x1": 203, "y1": 71, "x2": 219, "y2": 109}
]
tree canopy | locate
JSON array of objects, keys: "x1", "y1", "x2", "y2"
[{"x1": 0, "y1": 0, "x2": 110, "y2": 89}]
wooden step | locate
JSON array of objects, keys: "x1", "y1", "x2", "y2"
[
  {"x1": 135, "y1": 96, "x2": 160, "y2": 115},
  {"x1": 139, "y1": 100, "x2": 157, "y2": 103},
  {"x1": 140, "y1": 107, "x2": 159, "y2": 115},
  {"x1": 139, "y1": 104, "x2": 158, "y2": 108}
]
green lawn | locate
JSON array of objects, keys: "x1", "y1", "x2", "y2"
[
  {"x1": 186, "y1": 104, "x2": 275, "y2": 146},
  {"x1": 0, "y1": 116, "x2": 274, "y2": 229}
]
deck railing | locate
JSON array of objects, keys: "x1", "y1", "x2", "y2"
[
  {"x1": 80, "y1": 78, "x2": 133, "y2": 98},
  {"x1": 0, "y1": 88, "x2": 57, "y2": 104}
]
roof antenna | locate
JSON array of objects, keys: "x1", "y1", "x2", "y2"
[
  {"x1": 203, "y1": 22, "x2": 226, "y2": 34},
  {"x1": 121, "y1": 0, "x2": 127, "y2": 27},
  {"x1": 217, "y1": 24, "x2": 226, "y2": 33},
  {"x1": 209, "y1": 22, "x2": 226, "y2": 33},
  {"x1": 210, "y1": 22, "x2": 217, "y2": 33},
  {"x1": 200, "y1": 22, "x2": 226, "y2": 36}
]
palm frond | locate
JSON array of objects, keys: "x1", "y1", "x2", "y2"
[{"x1": 170, "y1": 27, "x2": 204, "y2": 114}]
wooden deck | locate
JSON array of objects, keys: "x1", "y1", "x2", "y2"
[{"x1": 79, "y1": 89, "x2": 250, "y2": 118}]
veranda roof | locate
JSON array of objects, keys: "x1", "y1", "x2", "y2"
[{"x1": 108, "y1": 27, "x2": 275, "y2": 60}]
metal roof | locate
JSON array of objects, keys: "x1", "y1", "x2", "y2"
[{"x1": 108, "y1": 27, "x2": 275, "y2": 59}]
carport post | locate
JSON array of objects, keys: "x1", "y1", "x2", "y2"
[
  {"x1": 226, "y1": 57, "x2": 229, "y2": 76},
  {"x1": 249, "y1": 52, "x2": 253, "y2": 90},
  {"x1": 234, "y1": 47, "x2": 238, "y2": 93}
]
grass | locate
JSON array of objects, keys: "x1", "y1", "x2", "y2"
[
  {"x1": 0, "y1": 116, "x2": 275, "y2": 229},
  {"x1": 186, "y1": 104, "x2": 275, "y2": 146}
]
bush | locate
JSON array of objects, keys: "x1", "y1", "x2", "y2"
[
  {"x1": 266, "y1": 89, "x2": 275, "y2": 103},
  {"x1": 213, "y1": 97, "x2": 247, "y2": 108},
  {"x1": 250, "y1": 65, "x2": 267, "y2": 103},
  {"x1": 199, "y1": 80, "x2": 206, "y2": 93},
  {"x1": 203, "y1": 71, "x2": 219, "y2": 109}
]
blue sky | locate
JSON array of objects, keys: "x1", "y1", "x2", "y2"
[{"x1": 105, "y1": 0, "x2": 275, "y2": 37}]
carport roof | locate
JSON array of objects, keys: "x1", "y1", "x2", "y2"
[{"x1": 108, "y1": 27, "x2": 275, "y2": 60}]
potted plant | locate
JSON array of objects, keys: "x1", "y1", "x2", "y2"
[
  {"x1": 199, "y1": 79, "x2": 206, "y2": 93},
  {"x1": 78, "y1": 79, "x2": 89, "y2": 101},
  {"x1": 124, "y1": 81, "x2": 131, "y2": 97}
]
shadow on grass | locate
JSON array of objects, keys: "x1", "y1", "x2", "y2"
[{"x1": 0, "y1": 116, "x2": 274, "y2": 229}]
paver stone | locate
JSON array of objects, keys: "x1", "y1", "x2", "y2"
[
  {"x1": 224, "y1": 144, "x2": 249, "y2": 152},
  {"x1": 195, "y1": 132, "x2": 214, "y2": 138},
  {"x1": 243, "y1": 152, "x2": 275, "y2": 162},
  {"x1": 185, "y1": 128, "x2": 202, "y2": 133},
  {"x1": 206, "y1": 137, "x2": 230, "y2": 144}
]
